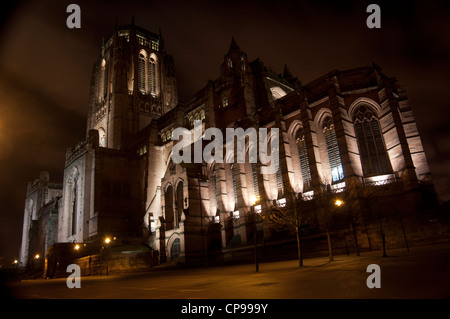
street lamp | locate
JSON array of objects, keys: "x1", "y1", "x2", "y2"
[
  {"x1": 102, "y1": 236, "x2": 112, "y2": 275},
  {"x1": 335, "y1": 199, "x2": 344, "y2": 207},
  {"x1": 74, "y1": 244, "x2": 80, "y2": 251},
  {"x1": 333, "y1": 198, "x2": 350, "y2": 256}
]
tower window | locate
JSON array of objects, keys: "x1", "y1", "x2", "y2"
[
  {"x1": 353, "y1": 105, "x2": 392, "y2": 176},
  {"x1": 138, "y1": 52, "x2": 147, "y2": 94},
  {"x1": 71, "y1": 169, "x2": 79, "y2": 236},
  {"x1": 323, "y1": 117, "x2": 344, "y2": 183},
  {"x1": 228, "y1": 58, "x2": 233, "y2": 68},
  {"x1": 98, "y1": 59, "x2": 108, "y2": 102},
  {"x1": 151, "y1": 40, "x2": 159, "y2": 51},
  {"x1": 149, "y1": 57, "x2": 156, "y2": 96},
  {"x1": 222, "y1": 97, "x2": 228, "y2": 107}
]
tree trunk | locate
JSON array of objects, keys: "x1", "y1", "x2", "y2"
[
  {"x1": 296, "y1": 228, "x2": 303, "y2": 267},
  {"x1": 326, "y1": 229, "x2": 334, "y2": 262},
  {"x1": 352, "y1": 221, "x2": 360, "y2": 256},
  {"x1": 399, "y1": 215, "x2": 409, "y2": 252}
]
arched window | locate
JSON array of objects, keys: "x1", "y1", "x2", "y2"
[
  {"x1": 98, "y1": 128, "x2": 106, "y2": 147},
  {"x1": 171, "y1": 238, "x2": 180, "y2": 260},
  {"x1": 138, "y1": 51, "x2": 147, "y2": 94},
  {"x1": 98, "y1": 59, "x2": 108, "y2": 102},
  {"x1": 323, "y1": 117, "x2": 344, "y2": 183},
  {"x1": 270, "y1": 86, "x2": 287, "y2": 100},
  {"x1": 241, "y1": 56, "x2": 246, "y2": 71},
  {"x1": 164, "y1": 185, "x2": 174, "y2": 230},
  {"x1": 211, "y1": 168, "x2": 220, "y2": 211},
  {"x1": 149, "y1": 56, "x2": 156, "y2": 96},
  {"x1": 353, "y1": 105, "x2": 392, "y2": 176},
  {"x1": 176, "y1": 182, "x2": 184, "y2": 225},
  {"x1": 296, "y1": 128, "x2": 311, "y2": 187}
]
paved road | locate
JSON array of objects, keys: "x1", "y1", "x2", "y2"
[{"x1": 6, "y1": 243, "x2": 450, "y2": 299}]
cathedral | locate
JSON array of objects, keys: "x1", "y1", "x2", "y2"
[{"x1": 19, "y1": 22, "x2": 435, "y2": 271}]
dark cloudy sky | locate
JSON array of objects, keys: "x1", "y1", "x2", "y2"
[{"x1": 0, "y1": 0, "x2": 449, "y2": 262}]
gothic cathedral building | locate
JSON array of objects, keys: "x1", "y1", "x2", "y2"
[{"x1": 20, "y1": 22, "x2": 435, "y2": 268}]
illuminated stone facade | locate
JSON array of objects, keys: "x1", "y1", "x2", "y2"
[
  {"x1": 20, "y1": 23, "x2": 435, "y2": 267},
  {"x1": 19, "y1": 172, "x2": 62, "y2": 266}
]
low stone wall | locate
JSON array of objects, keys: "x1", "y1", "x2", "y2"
[{"x1": 75, "y1": 250, "x2": 159, "y2": 276}]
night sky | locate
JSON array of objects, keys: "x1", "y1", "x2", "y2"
[{"x1": 0, "y1": 0, "x2": 449, "y2": 263}]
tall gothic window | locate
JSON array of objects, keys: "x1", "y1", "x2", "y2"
[
  {"x1": 231, "y1": 164, "x2": 238, "y2": 208},
  {"x1": 103, "y1": 60, "x2": 109, "y2": 99},
  {"x1": 138, "y1": 52, "x2": 147, "y2": 94},
  {"x1": 176, "y1": 182, "x2": 184, "y2": 226},
  {"x1": 212, "y1": 171, "x2": 220, "y2": 211},
  {"x1": 296, "y1": 128, "x2": 311, "y2": 187},
  {"x1": 251, "y1": 163, "x2": 260, "y2": 198},
  {"x1": 353, "y1": 105, "x2": 392, "y2": 176},
  {"x1": 149, "y1": 57, "x2": 156, "y2": 96},
  {"x1": 71, "y1": 170, "x2": 79, "y2": 235},
  {"x1": 323, "y1": 117, "x2": 344, "y2": 183},
  {"x1": 164, "y1": 185, "x2": 174, "y2": 230},
  {"x1": 274, "y1": 147, "x2": 284, "y2": 196},
  {"x1": 98, "y1": 59, "x2": 107, "y2": 102}
]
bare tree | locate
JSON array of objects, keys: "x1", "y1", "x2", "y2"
[
  {"x1": 260, "y1": 190, "x2": 311, "y2": 267},
  {"x1": 363, "y1": 178, "x2": 409, "y2": 256},
  {"x1": 312, "y1": 183, "x2": 338, "y2": 262},
  {"x1": 340, "y1": 178, "x2": 366, "y2": 256}
]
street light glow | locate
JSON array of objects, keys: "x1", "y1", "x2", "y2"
[
  {"x1": 250, "y1": 196, "x2": 259, "y2": 206},
  {"x1": 74, "y1": 244, "x2": 80, "y2": 250},
  {"x1": 335, "y1": 199, "x2": 344, "y2": 207},
  {"x1": 34, "y1": 254, "x2": 40, "y2": 259},
  {"x1": 105, "y1": 237, "x2": 111, "y2": 244}
]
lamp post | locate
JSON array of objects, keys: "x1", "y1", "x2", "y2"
[
  {"x1": 250, "y1": 196, "x2": 259, "y2": 273},
  {"x1": 102, "y1": 236, "x2": 111, "y2": 275},
  {"x1": 334, "y1": 198, "x2": 349, "y2": 256}
]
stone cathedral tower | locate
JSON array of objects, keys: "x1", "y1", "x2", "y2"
[
  {"x1": 86, "y1": 21, "x2": 177, "y2": 149},
  {"x1": 55, "y1": 22, "x2": 179, "y2": 246},
  {"x1": 20, "y1": 21, "x2": 439, "y2": 274}
]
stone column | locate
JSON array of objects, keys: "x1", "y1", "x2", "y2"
[
  {"x1": 327, "y1": 76, "x2": 360, "y2": 186},
  {"x1": 299, "y1": 95, "x2": 322, "y2": 191}
]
